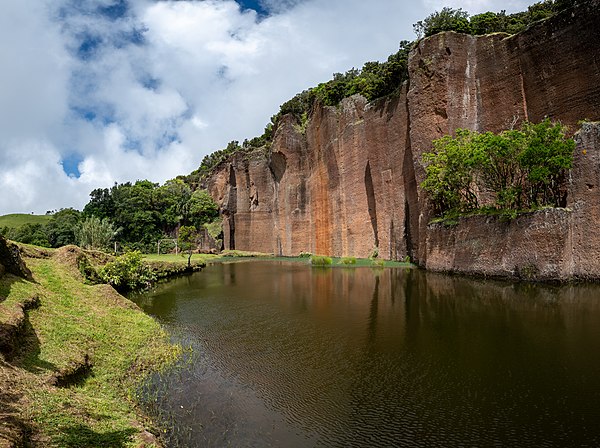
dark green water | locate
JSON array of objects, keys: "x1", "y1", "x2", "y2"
[{"x1": 131, "y1": 260, "x2": 600, "y2": 447}]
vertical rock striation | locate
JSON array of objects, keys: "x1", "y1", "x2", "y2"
[{"x1": 206, "y1": 1, "x2": 600, "y2": 280}]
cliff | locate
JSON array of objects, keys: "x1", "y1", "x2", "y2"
[{"x1": 206, "y1": 1, "x2": 600, "y2": 280}]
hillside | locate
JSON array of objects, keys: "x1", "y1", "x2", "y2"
[{"x1": 0, "y1": 214, "x2": 52, "y2": 230}]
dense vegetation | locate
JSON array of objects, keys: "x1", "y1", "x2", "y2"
[
  {"x1": 1, "y1": 208, "x2": 81, "y2": 248},
  {"x1": 82, "y1": 179, "x2": 219, "y2": 252},
  {"x1": 421, "y1": 119, "x2": 575, "y2": 220},
  {"x1": 1, "y1": 180, "x2": 220, "y2": 253},
  {"x1": 413, "y1": 0, "x2": 575, "y2": 38}
]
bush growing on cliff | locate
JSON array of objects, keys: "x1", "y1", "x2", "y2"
[{"x1": 422, "y1": 119, "x2": 575, "y2": 217}]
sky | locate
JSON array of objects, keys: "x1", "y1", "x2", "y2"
[{"x1": 0, "y1": 0, "x2": 534, "y2": 214}]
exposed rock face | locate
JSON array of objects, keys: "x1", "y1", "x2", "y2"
[
  {"x1": 0, "y1": 236, "x2": 31, "y2": 280},
  {"x1": 206, "y1": 2, "x2": 600, "y2": 280}
]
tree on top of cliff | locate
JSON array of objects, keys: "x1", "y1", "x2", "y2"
[
  {"x1": 413, "y1": 1, "x2": 561, "y2": 38},
  {"x1": 413, "y1": 7, "x2": 470, "y2": 38}
]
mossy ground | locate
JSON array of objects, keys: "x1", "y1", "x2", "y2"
[{"x1": 0, "y1": 247, "x2": 180, "y2": 448}]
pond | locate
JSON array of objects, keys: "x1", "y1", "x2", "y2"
[{"x1": 131, "y1": 260, "x2": 600, "y2": 447}]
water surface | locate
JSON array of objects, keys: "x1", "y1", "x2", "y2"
[{"x1": 132, "y1": 260, "x2": 600, "y2": 447}]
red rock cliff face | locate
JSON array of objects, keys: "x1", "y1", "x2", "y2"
[{"x1": 207, "y1": 1, "x2": 600, "y2": 277}]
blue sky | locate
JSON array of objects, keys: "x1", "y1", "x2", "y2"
[{"x1": 0, "y1": 0, "x2": 534, "y2": 214}]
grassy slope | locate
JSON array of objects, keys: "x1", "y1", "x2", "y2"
[
  {"x1": 0, "y1": 214, "x2": 52, "y2": 229},
  {"x1": 0, "y1": 247, "x2": 179, "y2": 447}
]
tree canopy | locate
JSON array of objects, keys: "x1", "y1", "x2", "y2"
[
  {"x1": 81, "y1": 180, "x2": 219, "y2": 252},
  {"x1": 413, "y1": 1, "x2": 571, "y2": 38},
  {"x1": 421, "y1": 119, "x2": 575, "y2": 219}
]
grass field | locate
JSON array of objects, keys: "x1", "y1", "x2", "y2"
[
  {"x1": 0, "y1": 213, "x2": 52, "y2": 229},
  {"x1": 0, "y1": 245, "x2": 179, "y2": 447}
]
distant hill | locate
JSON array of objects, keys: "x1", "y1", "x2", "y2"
[{"x1": 0, "y1": 213, "x2": 52, "y2": 229}]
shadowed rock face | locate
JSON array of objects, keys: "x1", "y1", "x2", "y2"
[
  {"x1": 0, "y1": 236, "x2": 31, "y2": 280},
  {"x1": 206, "y1": 1, "x2": 600, "y2": 280}
]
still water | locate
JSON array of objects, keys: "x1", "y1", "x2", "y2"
[{"x1": 132, "y1": 260, "x2": 600, "y2": 447}]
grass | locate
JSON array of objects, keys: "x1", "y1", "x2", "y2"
[
  {"x1": 142, "y1": 253, "x2": 219, "y2": 264},
  {"x1": 311, "y1": 255, "x2": 333, "y2": 266},
  {"x1": 143, "y1": 252, "x2": 413, "y2": 269},
  {"x1": 0, "y1": 213, "x2": 52, "y2": 229},
  {"x1": 0, "y1": 247, "x2": 179, "y2": 447}
]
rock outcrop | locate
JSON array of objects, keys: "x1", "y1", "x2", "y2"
[
  {"x1": 206, "y1": 1, "x2": 600, "y2": 280},
  {"x1": 0, "y1": 236, "x2": 31, "y2": 280}
]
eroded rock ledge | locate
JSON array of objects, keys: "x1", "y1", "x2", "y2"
[{"x1": 206, "y1": 1, "x2": 600, "y2": 281}]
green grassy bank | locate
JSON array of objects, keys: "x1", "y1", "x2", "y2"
[{"x1": 0, "y1": 245, "x2": 180, "y2": 448}]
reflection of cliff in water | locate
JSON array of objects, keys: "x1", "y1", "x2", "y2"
[{"x1": 132, "y1": 261, "x2": 600, "y2": 447}]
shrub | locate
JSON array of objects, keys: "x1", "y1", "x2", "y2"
[
  {"x1": 371, "y1": 259, "x2": 385, "y2": 268},
  {"x1": 98, "y1": 251, "x2": 156, "y2": 292},
  {"x1": 298, "y1": 252, "x2": 312, "y2": 258},
  {"x1": 310, "y1": 255, "x2": 333, "y2": 266},
  {"x1": 77, "y1": 254, "x2": 101, "y2": 284},
  {"x1": 421, "y1": 119, "x2": 575, "y2": 217},
  {"x1": 76, "y1": 216, "x2": 118, "y2": 251},
  {"x1": 340, "y1": 256, "x2": 357, "y2": 265}
]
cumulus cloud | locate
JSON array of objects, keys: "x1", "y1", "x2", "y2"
[{"x1": 0, "y1": 0, "x2": 529, "y2": 214}]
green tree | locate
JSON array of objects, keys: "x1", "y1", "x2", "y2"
[
  {"x1": 7, "y1": 223, "x2": 50, "y2": 247},
  {"x1": 470, "y1": 11, "x2": 509, "y2": 35},
  {"x1": 413, "y1": 7, "x2": 471, "y2": 38},
  {"x1": 75, "y1": 216, "x2": 118, "y2": 251},
  {"x1": 155, "y1": 179, "x2": 192, "y2": 231},
  {"x1": 472, "y1": 130, "x2": 526, "y2": 209},
  {"x1": 518, "y1": 119, "x2": 574, "y2": 207},
  {"x1": 83, "y1": 187, "x2": 114, "y2": 218},
  {"x1": 421, "y1": 129, "x2": 483, "y2": 215},
  {"x1": 421, "y1": 120, "x2": 575, "y2": 217},
  {"x1": 178, "y1": 225, "x2": 198, "y2": 268},
  {"x1": 187, "y1": 189, "x2": 219, "y2": 228},
  {"x1": 46, "y1": 208, "x2": 81, "y2": 248}
]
